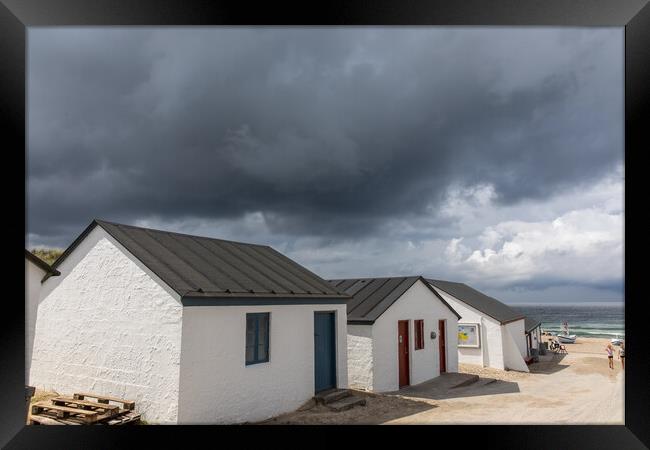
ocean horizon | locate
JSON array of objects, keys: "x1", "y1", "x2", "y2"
[
  {"x1": 510, "y1": 302, "x2": 624, "y2": 339},
  {"x1": 506, "y1": 301, "x2": 624, "y2": 306}
]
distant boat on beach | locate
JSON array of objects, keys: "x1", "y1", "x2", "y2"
[
  {"x1": 611, "y1": 335, "x2": 624, "y2": 346},
  {"x1": 556, "y1": 321, "x2": 577, "y2": 343}
]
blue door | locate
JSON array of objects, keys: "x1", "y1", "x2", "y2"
[{"x1": 314, "y1": 312, "x2": 337, "y2": 392}]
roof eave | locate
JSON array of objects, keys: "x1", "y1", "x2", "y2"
[
  {"x1": 347, "y1": 319, "x2": 375, "y2": 325},
  {"x1": 419, "y1": 277, "x2": 462, "y2": 320},
  {"x1": 426, "y1": 279, "x2": 519, "y2": 324},
  {"x1": 501, "y1": 316, "x2": 527, "y2": 325},
  {"x1": 335, "y1": 276, "x2": 462, "y2": 323},
  {"x1": 525, "y1": 320, "x2": 542, "y2": 333},
  {"x1": 47, "y1": 220, "x2": 101, "y2": 273},
  {"x1": 25, "y1": 249, "x2": 61, "y2": 281}
]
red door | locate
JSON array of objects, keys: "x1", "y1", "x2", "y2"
[
  {"x1": 398, "y1": 320, "x2": 410, "y2": 387},
  {"x1": 438, "y1": 320, "x2": 447, "y2": 373}
]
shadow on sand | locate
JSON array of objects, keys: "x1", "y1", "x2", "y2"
[
  {"x1": 529, "y1": 353, "x2": 570, "y2": 375},
  {"x1": 393, "y1": 378, "x2": 520, "y2": 401},
  {"x1": 260, "y1": 391, "x2": 437, "y2": 425}
]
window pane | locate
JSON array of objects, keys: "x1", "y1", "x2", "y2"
[
  {"x1": 246, "y1": 345, "x2": 255, "y2": 363},
  {"x1": 246, "y1": 328, "x2": 255, "y2": 345},
  {"x1": 258, "y1": 313, "x2": 269, "y2": 361},
  {"x1": 257, "y1": 343, "x2": 267, "y2": 361},
  {"x1": 246, "y1": 316, "x2": 255, "y2": 345},
  {"x1": 245, "y1": 312, "x2": 270, "y2": 364},
  {"x1": 246, "y1": 314, "x2": 257, "y2": 364}
]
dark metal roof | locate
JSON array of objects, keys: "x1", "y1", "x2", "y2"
[
  {"x1": 329, "y1": 276, "x2": 461, "y2": 324},
  {"x1": 426, "y1": 279, "x2": 525, "y2": 325},
  {"x1": 25, "y1": 249, "x2": 60, "y2": 277},
  {"x1": 50, "y1": 219, "x2": 349, "y2": 300},
  {"x1": 525, "y1": 317, "x2": 542, "y2": 333}
]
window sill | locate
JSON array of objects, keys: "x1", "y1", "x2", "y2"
[{"x1": 245, "y1": 360, "x2": 270, "y2": 367}]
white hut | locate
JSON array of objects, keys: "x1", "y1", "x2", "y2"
[
  {"x1": 329, "y1": 276, "x2": 461, "y2": 392},
  {"x1": 426, "y1": 279, "x2": 529, "y2": 372},
  {"x1": 29, "y1": 219, "x2": 349, "y2": 424}
]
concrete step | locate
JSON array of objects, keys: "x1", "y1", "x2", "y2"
[
  {"x1": 325, "y1": 395, "x2": 367, "y2": 412},
  {"x1": 314, "y1": 389, "x2": 351, "y2": 405},
  {"x1": 469, "y1": 377, "x2": 497, "y2": 389},
  {"x1": 449, "y1": 374, "x2": 480, "y2": 389}
]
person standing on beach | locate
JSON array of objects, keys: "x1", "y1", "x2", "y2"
[
  {"x1": 618, "y1": 343, "x2": 625, "y2": 369},
  {"x1": 606, "y1": 343, "x2": 614, "y2": 369}
]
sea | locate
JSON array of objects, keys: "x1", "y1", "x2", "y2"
[{"x1": 510, "y1": 303, "x2": 625, "y2": 339}]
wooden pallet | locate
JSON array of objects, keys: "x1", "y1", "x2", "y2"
[
  {"x1": 104, "y1": 410, "x2": 142, "y2": 425},
  {"x1": 30, "y1": 410, "x2": 142, "y2": 425},
  {"x1": 31, "y1": 401, "x2": 105, "y2": 424},
  {"x1": 73, "y1": 392, "x2": 136, "y2": 410},
  {"x1": 30, "y1": 393, "x2": 140, "y2": 425}
]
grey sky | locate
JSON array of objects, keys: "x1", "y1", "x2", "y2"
[{"x1": 27, "y1": 27, "x2": 624, "y2": 303}]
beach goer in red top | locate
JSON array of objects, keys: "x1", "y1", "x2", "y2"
[{"x1": 606, "y1": 344, "x2": 614, "y2": 369}]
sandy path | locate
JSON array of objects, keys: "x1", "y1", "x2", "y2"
[
  {"x1": 264, "y1": 337, "x2": 624, "y2": 425},
  {"x1": 389, "y1": 337, "x2": 624, "y2": 424}
]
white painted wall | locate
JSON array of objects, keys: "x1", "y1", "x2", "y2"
[
  {"x1": 502, "y1": 320, "x2": 529, "y2": 372},
  {"x1": 347, "y1": 324, "x2": 373, "y2": 390},
  {"x1": 30, "y1": 226, "x2": 184, "y2": 424},
  {"x1": 483, "y1": 319, "x2": 505, "y2": 369},
  {"x1": 359, "y1": 280, "x2": 459, "y2": 393},
  {"x1": 26, "y1": 258, "x2": 47, "y2": 384},
  {"x1": 504, "y1": 319, "x2": 527, "y2": 358},
  {"x1": 431, "y1": 287, "x2": 505, "y2": 369},
  {"x1": 178, "y1": 303, "x2": 348, "y2": 424}
]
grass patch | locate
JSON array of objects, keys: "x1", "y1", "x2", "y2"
[
  {"x1": 29, "y1": 248, "x2": 64, "y2": 265},
  {"x1": 30, "y1": 389, "x2": 59, "y2": 404}
]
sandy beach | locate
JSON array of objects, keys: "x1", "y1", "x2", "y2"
[{"x1": 262, "y1": 336, "x2": 624, "y2": 425}]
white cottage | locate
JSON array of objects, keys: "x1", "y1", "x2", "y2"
[
  {"x1": 328, "y1": 277, "x2": 460, "y2": 392},
  {"x1": 426, "y1": 279, "x2": 529, "y2": 372},
  {"x1": 29, "y1": 219, "x2": 349, "y2": 424},
  {"x1": 525, "y1": 317, "x2": 542, "y2": 357},
  {"x1": 25, "y1": 250, "x2": 60, "y2": 382}
]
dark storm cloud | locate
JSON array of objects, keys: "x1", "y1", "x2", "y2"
[{"x1": 27, "y1": 27, "x2": 623, "y2": 248}]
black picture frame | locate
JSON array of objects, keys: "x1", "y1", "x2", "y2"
[{"x1": 3, "y1": 0, "x2": 648, "y2": 448}]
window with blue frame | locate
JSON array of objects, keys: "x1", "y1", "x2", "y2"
[{"x1": 246, "y1": 312, "x2": 270, "y2": 365}]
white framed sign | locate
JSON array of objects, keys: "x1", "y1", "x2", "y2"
[{"x1": 458, "y1": 323, "x2": 480, "y2": 348}]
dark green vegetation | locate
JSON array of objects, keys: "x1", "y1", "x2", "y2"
[{"x1": 30, "y1": 248, "x2": 63, "y2": 265}]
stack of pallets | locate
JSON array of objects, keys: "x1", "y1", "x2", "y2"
[{"x1": 29, "y1": 392, "x2": 141, "y2": 425}]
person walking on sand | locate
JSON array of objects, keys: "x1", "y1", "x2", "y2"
[
  {"x1": 618, "y1": 343, "x2": 625, "y2": 369},
  {"x1": 606, "y1": 343, "x2": 614, "y2": 369}
]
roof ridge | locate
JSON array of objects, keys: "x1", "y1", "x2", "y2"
[
  {"x1": 329, "y1": 275, "x2": 424, "y2": 282},
  {"x1": 48, "y1": 219, "x2": 350, "y2": 300},
  {"x1": 95, "y1": 219, "x2": 270, "y2": 248}
]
